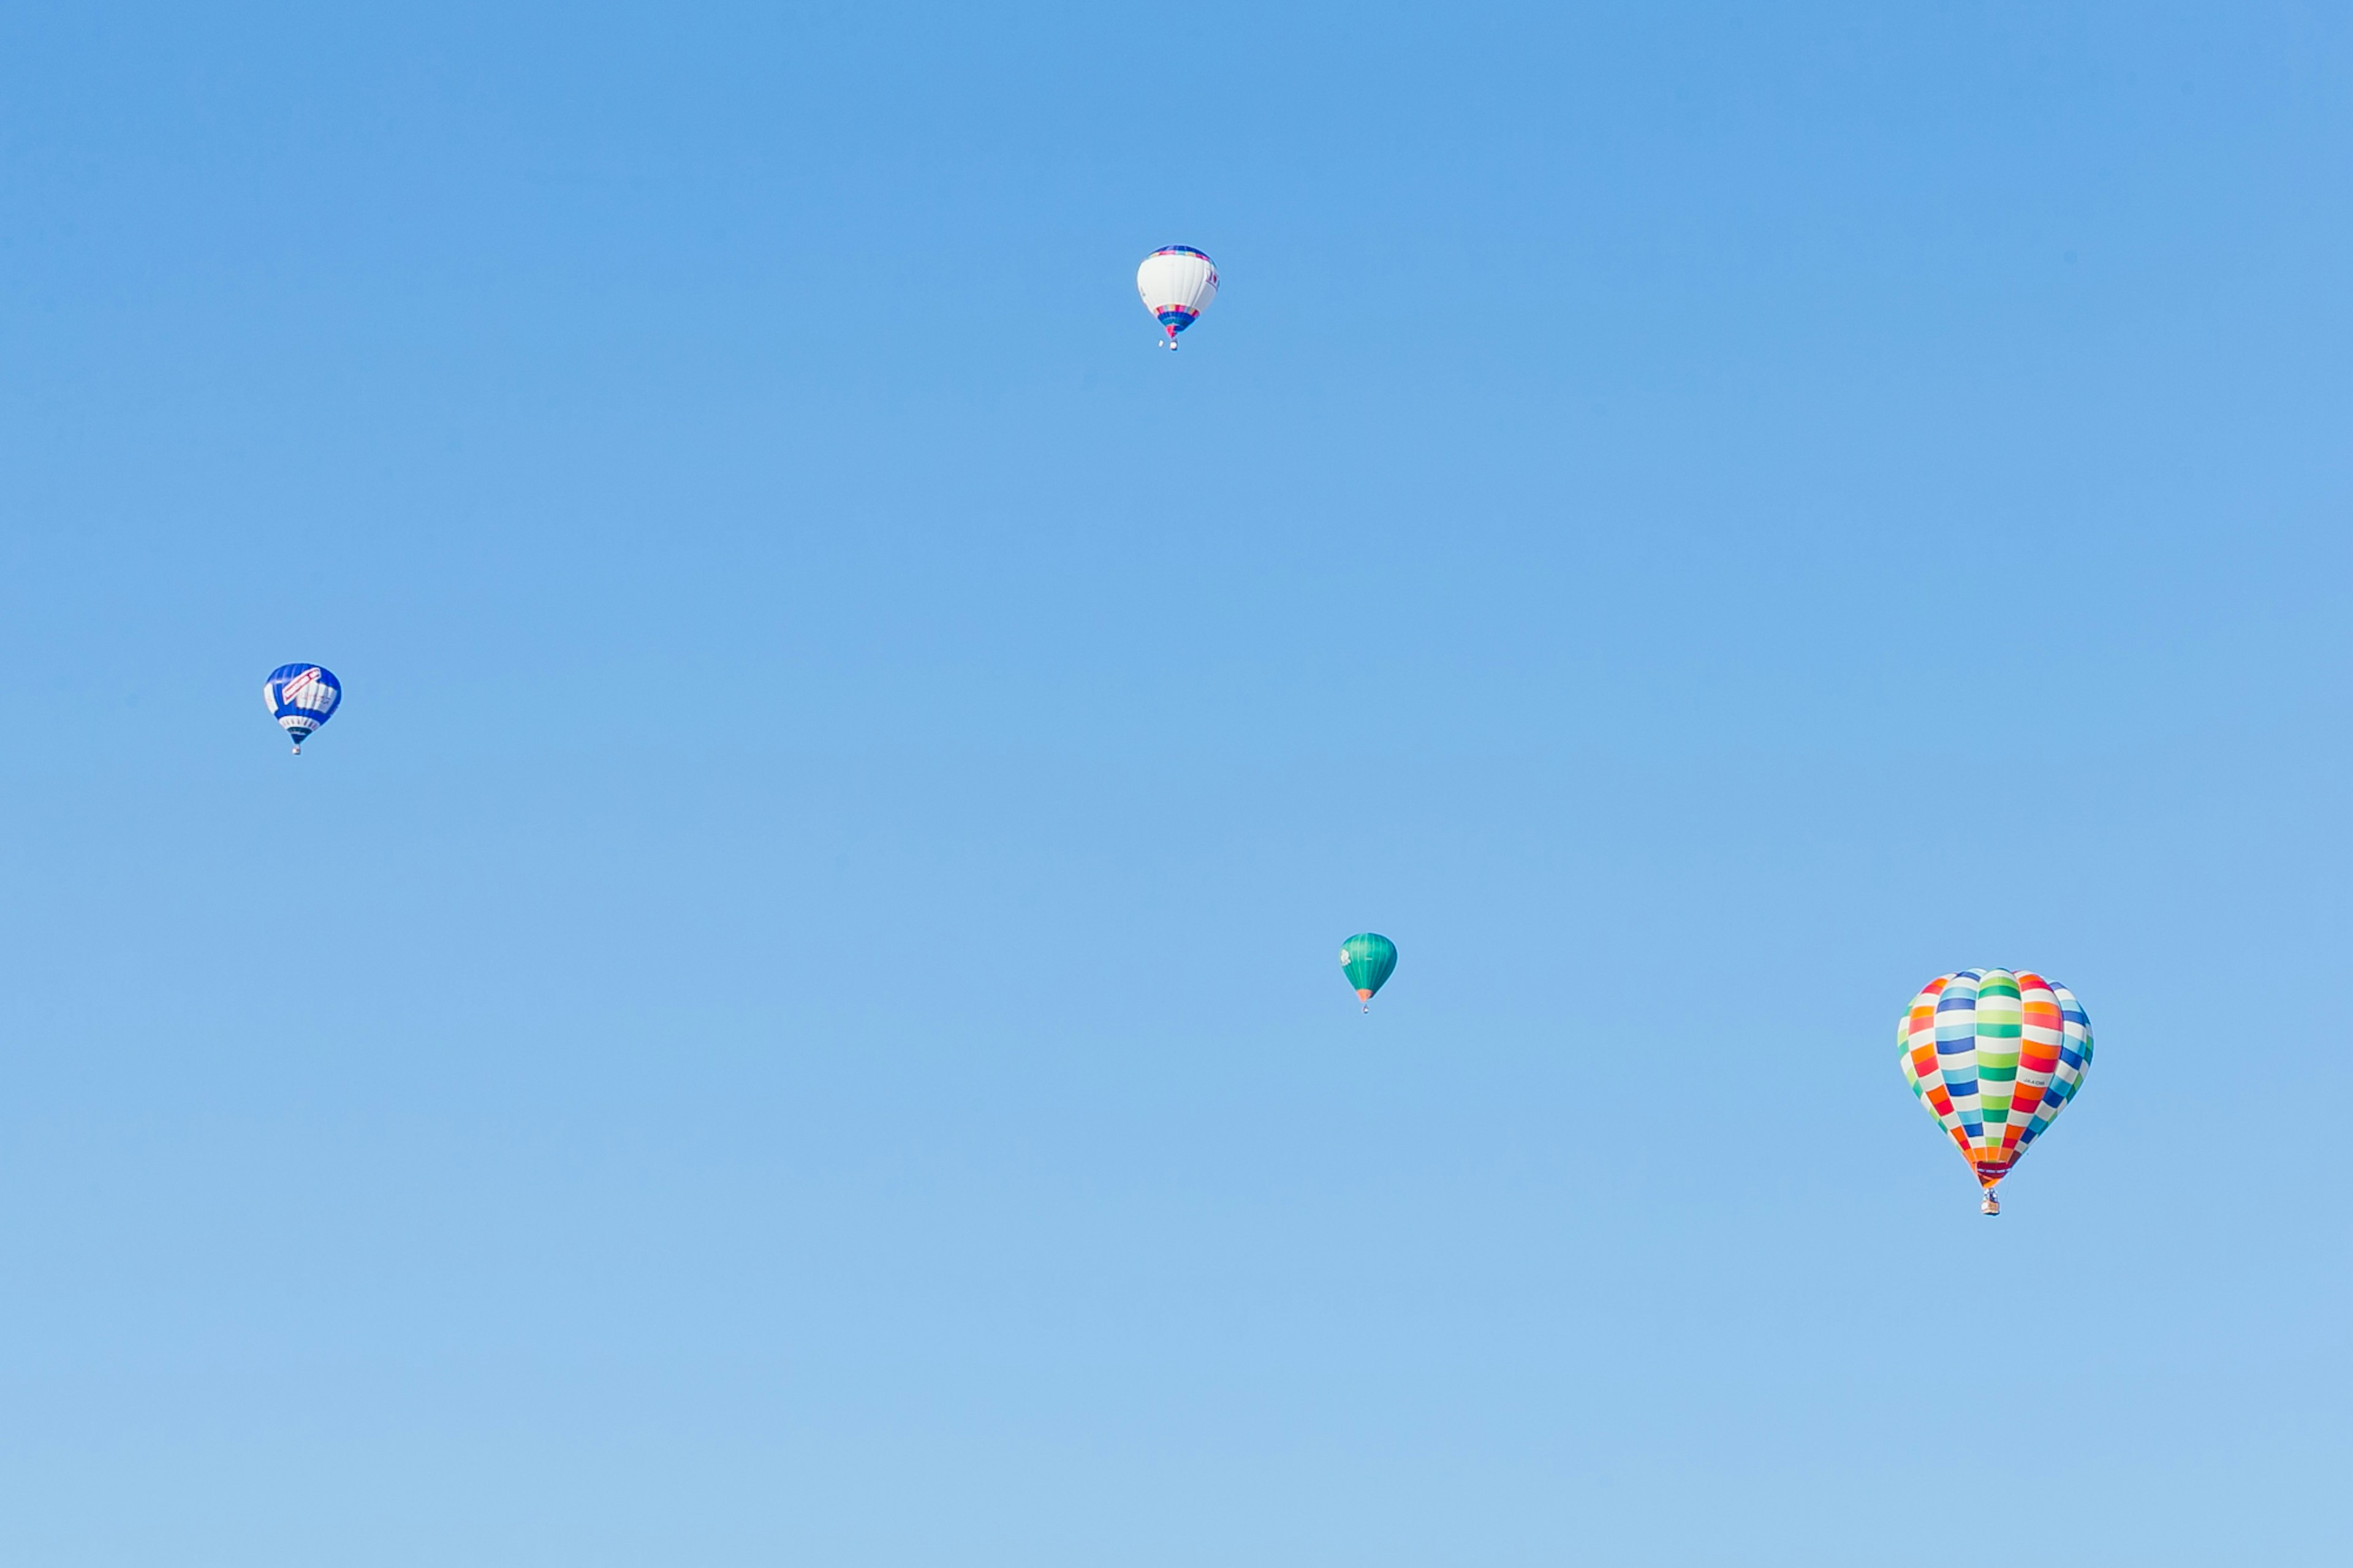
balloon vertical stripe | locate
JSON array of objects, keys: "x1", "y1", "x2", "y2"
[{"x1": 1933, "y1": 971, "x2": 1984, "y2": 1143}]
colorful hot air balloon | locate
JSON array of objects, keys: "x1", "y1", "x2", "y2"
[
  {"x1": 1339, "y1": 933, "x2": 1397, "y2": 1013},
  {"x1": 1898, "y1": 968, "x2": 2092, "y2": 1214},
  {"x1": 263, "y1": 663, "x2": 342, "y2": 754},
  {"x1": 1136, "y1": 246, "x2": 1218, "y2": 349}
]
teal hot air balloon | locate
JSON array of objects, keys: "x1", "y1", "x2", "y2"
[{"x1": 1339, "y1": 933, "x2": 1397, "y2": 1013}]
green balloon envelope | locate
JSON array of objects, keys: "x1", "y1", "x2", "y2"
[{"x1": 1339, "y1": 933, "x2": 1398, "y2": 1007}]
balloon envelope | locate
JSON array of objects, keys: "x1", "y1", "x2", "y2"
[
  {"x1": 263, "y1": 663, "x2": 341, "y2": 751},
  {"x1": 1340, "y1": 933, "x2": 1398, "y2": 1004},
  {"x1": 1898, "y1": 968, "x2": 2091, "y2": 1200},
  {"x1": 1136, "y1": 246, "x2": 1218, "y2": 345}
]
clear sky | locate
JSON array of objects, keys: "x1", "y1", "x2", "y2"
[{"x1": 4, "y1": 2, "x2": 2350, "y2": 1562}]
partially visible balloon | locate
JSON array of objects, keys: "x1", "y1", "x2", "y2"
[
  {"x1": 263, "y1": 664, "x2": 342, "y2": 754},
  {"x1": 1339, "y1": 933, "x2": 1397, "y2": 1013},
  {"x1": 1898, "y1": 968, "x2": 2092, "y2": 1214},
  {"x1": 1136, "y1": 246, "x2": 1218, "y2": 349}
]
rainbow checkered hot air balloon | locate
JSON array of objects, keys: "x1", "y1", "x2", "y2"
[{"x1": 1898, "y1": 969, "x2": 2092, "y2": 1214}]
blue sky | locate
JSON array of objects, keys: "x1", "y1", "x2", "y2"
[{"x1": 4, "y1": 2, "x2": 2351, "y2": 1562}]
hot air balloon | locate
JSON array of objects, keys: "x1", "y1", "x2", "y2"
[
  {"x1": 263, "y1": 663, "x2": 342, "y2": 754},
  {"x1": 1136, "y1": 246, "x2": 1218, "y2": 349},
  {"x1": 1898, "y1": 968, "x2": 2091, "y2": 1214},
  {"x1": 1340, "y1": 933, "x2": 1397, "y2": 1013}
]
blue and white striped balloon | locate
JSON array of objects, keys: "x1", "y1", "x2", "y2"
[{"x1": 263, "y1": 664, "x2": 341, "y2": 754}]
